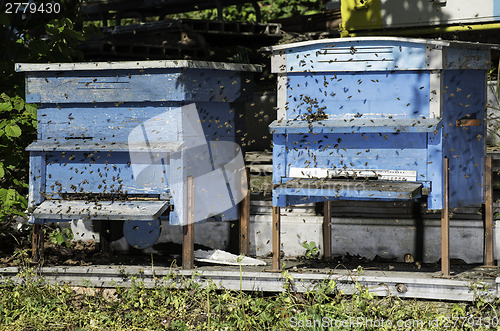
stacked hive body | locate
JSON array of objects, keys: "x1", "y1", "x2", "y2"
[
  {"x1": 18, "y1": 60, "x2": 259, "y2": 248},
  {"x1": 269, "y1": 37, "x2": 490, "y2": 209}
]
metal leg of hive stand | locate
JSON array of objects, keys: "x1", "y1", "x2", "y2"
[
  {"x1": 441, "y1": 157, "x2": 450, "y2": 277},
  {"x1": 239, "y1": 167, "x2": 250, "y2": 256},
  {"x1": 183, "y1": 176, "x2": 195, "y2": 270},
  {"x1": 484, "y1": 157, "x2": 495, "y2": 266},
  {"x1": 272, "y1": 206, "x2": 281, "y2": 271},
  {"x1": 31, "y1": 223, "x2": 44, "y2": 263},
  {"x1": 323, "y1": 201, "x2": 332, "y2": 261}
]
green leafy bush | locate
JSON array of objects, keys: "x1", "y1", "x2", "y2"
[
  {"x1": 0, "y1": 1, "x2": 97, "y2": 222},
  {"x1": 174, "y1": 0, "x2": 325, "y2": 22},
  {"x1": 0, "y1": 93, "x2": 36, "y2": 219}
]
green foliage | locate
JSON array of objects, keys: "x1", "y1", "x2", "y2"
[
  {"x1": 302, "y1": 240, "x2": 320, "y2": 259},
  {"x1": 260, "y1": 0, "x2": 325, "y2": 20},
  {"x1": 0, "y1": 1, "x2": 98, "y2": 221},
  {"x1": 48, "y1": 226, "x2": 74, "y2": 247},
  {"x1": 0, "y1": 93, "x2": 35, "y2": 219},
  {"x1": 1, "y1": 267, "x2": 499, "y2": 330},
  {"x1": 173, "y1": 0, "x2": 325, "y2": 22}
]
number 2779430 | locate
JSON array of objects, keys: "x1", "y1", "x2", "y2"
[{"x1": 5, "y1": 2, "x2": 61, "y2": 14}]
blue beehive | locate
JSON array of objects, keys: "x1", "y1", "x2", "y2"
[
  {"x1": 269, "y1": 37, "x2": 491, "y2": 209},
  {"x1": 18, "y1": 60, "x2": 260, "y2": 249}
]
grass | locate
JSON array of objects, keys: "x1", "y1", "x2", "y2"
[{"x1": 1, "y1": 251, "x2": 500, "y2": 330}]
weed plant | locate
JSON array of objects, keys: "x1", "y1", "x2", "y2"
[{"x1": 0, "y1": 252, "x2": 499, "y2": 330}]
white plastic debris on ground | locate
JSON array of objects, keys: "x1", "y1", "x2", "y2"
[{"x1": 194, "y1": 249, "x2": 266, "y2": 266}]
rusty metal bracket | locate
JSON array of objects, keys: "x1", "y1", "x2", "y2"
[{"x1": 456, "y1": 119, "x2": 482, "y2": 127}]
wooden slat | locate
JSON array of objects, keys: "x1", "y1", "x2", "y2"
[
  {"x1": 36, "y1": 103, "x2": 241, "y2": 143},
  {"x1": 272, "y1": 207, "x2": 281, "y2": 272},
  {"x1": 486, "y1": 147, "x2": 500, "y2": 159},
  {"x1": 24, "y1": 70, "x2": 253, "y2": 104},
  {"x1": 269, "y1": 118, "x2": 441, "y2": 134},
  {"x1": 441, "y1": 157, "x2": 450, "y2": 277},
  {"x1": 250, "y1": 199, "x2": 484, "y2": 219},
  {"x1": 16, "y1": 60, "x2": 262, "y2": 72},
  {"x1": 27, "y1": 140, "x2": 184, "y2": 152},
  {"x1": 239, "y1": 168, "x2": 250, "y2": 256},
  {"x1": 330, "y1": 201, "x2": 483, "y2": 219},
  {"x1": 244, "y1": 151, "x2": 273, "y2": 163},
  {"x1": 31, "y1": 224, "x2": 44, "y2": 262},
  {"x1": 247, "y1": 164, "x2": 273, "y2": 173},
  {"x1": 276, "y1": 178, "x2": 422, "y2": 201},
  {"x1": 323, "y1": 201, "x2": 331, "y2": 260},
  {"x1": 183, "y1": 176, "x2": 195, "y2": 269},
  {"x1": 33, "y1": 200, "x2": 168, "y2": 220},
  {"x1": 484, "y1": 157, "x2": 494, "y2": 266}
]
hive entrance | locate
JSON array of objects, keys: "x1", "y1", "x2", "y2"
[{"x1": 289, "y1": 167, "x2": 417, "y2": 182}]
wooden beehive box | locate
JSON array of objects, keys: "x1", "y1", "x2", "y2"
[
  {"x1": 269, "y1": 37, "x2": 491, "y2": 209},
  {"x1": 18, "y1": 60, "x2": 260, "y2": 239}
]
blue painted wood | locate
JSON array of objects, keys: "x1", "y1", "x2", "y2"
[
  {"x1": 25, "y1": 69, "x2": 254, "y2": 104},
  {"x1": 272, "y1": 134, "x2": 287, "y2": 185},
  {"x1": 40, "y1": 140, "x2": 245, "y2": 201},
  {"x1": 33, "y1": 200, "x2": 169, "y2": 220},
  {"x1": 272, "y1": 179, "x2": 422, "y2": 207},
  {"x1": 271, "y1": 38, "x2": 492, "y2": 73},
  {"x1": 426, "y1": 130, "x2": 444, "y2": 209},
  {"x1": 275, "y1": 195, "x2": 328, "y2": 207},
  {"x1": 275, "y1": 39, "x2": 429, "y2": 72},
  {"x1": 276, "y1": 131, "x2": 430, "y2": 190},
  {"x1": 284, "y1": 71, "x2": 431, "y2": 120},
  {"x1": 44, "y1": 151, "x2": 158, "y2": 195},
  {"x1": 166, "y1": 139, "x2": 246, "y2": 225},
  {"x1": 271, "y1": 37, "x2": 490, "y2": 209},
  {"x1": 270, "y1": 118, "x2": 440, "y2": 134},
  {"x1": 28, "y1": 153, "x2": 46, "y2": 224},
  {"x1": 445, "y1": 47, "x2": 492, "y2": 70},
  {"x1": 442, "y1": 69, "x2": 486, "y2": 208},
  {"x1": 22, "y1": 61, "x2": 256, "y2": 229},
  {"x1": 27, "y1": 141, "x2": 184, "y2": 152},
  {"x1": 35, "y1": 102, "x2": 244, "y2": 142}
]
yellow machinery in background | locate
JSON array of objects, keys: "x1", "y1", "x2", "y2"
[{"x1": 340, "y1": 0, "x2": 500, "y2": 37}]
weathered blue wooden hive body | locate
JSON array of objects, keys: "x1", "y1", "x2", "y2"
[
  {"x1": 269, "y1": 37, "x2": 491, "y2": 210},
  {"x1": 17, "y1": 60, "x2": 259, "y2": 248}
]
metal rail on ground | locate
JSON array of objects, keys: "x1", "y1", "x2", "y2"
[{"x1": 1, "y1": 265, "x2": 498, "y2": 302}]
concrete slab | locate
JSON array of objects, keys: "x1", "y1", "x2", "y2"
[{"x1": 68, "y1": 199, "x2": 497, "y2": 264}]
